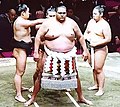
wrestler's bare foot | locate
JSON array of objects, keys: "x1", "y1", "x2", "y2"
[
  {"x1": 29, "y1": 86, "x2": 34, "y2": 93},
  {"x1": 78, "y1": 98, "x2": 93, "y2": 105},
  {"x1": 88, "y1": 85, "x2": 98, "y2": 91},
  {"x1": 24, "y1": 99, "x2": 34, "y2": 107},
  {"x1": 22, "y1": 86, "x2": 29, "y2": 91},
  {"x1": 95, "y1": 90, "x2": 104, "y2": 96},
  {"x1": 15, "y1": 95, "x2": 26, "y2": 103}
]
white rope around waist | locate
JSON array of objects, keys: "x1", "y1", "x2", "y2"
[{"x1": 44, "y1": 45, "x2": 77, "y2": 60}]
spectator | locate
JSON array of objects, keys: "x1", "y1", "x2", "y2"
[
  {"x1": 109, "y1": 5, "x2": 120, "y2": 52},
  {"x1": 93, "y1": 0, "x2": 106, "y2": 6},
  {"x1": 0, "y1": 8, "x2": 16, "y2": 51},
  {"x1": 67, "y1": 7, "x2": 84, "y2": 32}
]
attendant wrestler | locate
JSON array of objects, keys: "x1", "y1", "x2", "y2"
[
  {"x1": 12, "y1": 4, "x2": 45, "y2": 103},
  {"x1": 24, "y1": 4, "x2": 93, "y2": 106},
  {"x1": 28, "y1": 6, "x2": 56, "y2": 93},
  {"x1": 84, "y1": 5, "x2": 111, "y2": 96}
]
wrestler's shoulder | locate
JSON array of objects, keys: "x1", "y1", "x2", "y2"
[
  {"x1": 101, "y1": 19, "x2": 110, "y2": 27},
  {"x1": 66, "y1": 17, "x2": 75, "y2": 22},
  {"x1": 42, "y1": 18, "x2": 54, "y2": 25},
  {"x1": 14, "y1": 17, "x2": 27, "y2": 26},
  {"x1": 66, "y1": 17, "x2": 78, "y2": 25},
  {"x1": 86, "y1": 19, "x2": 95, "y2": 26},
  {"x1": 88, "y1": 19, "x2": 95, "y2": 23}
]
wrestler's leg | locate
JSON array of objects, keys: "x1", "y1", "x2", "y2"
[
  {"x1": 94, "y1": 48, "x2": 107, "y2": 96},
  {"x1": 28, "y1": 62, "x2": 40, "y2": 93},
  {"x1": 95, "y1": 69, "x2": 105, "y2": 96},
  {"x1": 33, "y1": 50, "x2": 44, "y2": 83},
  {"x1": 13, "y1": 48, "x2": 27, "y2": 102},
  {"x1": 24, "y1": 70, "x2": 42, "y2": 106},
  {"x1": 93, "y1": 70, "x2": 98, "y2": 87},
  {"x1": 29, "y1": 50, "x2": 44, "y2": 92},
  {"x1": 76, "y1": 74, "x2": 93, "y2": 105},
  {"x1": 74, "y1": 57, "x2": 93, "y2": 105},
  {"x1": 88, "y1": 70, "x2": 98, "y2": 90},
  {"x1": 24, "y1": 51, "x2": 45, "y2": 106}
]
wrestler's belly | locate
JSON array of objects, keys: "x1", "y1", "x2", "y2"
[
  {"x1": 45, "y1": 39, "x2": 75, "y2": 53},
  {"x1": 88, "y1": 35, "x2": 104, "y2": 43}
]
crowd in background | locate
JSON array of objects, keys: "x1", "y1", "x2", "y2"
[{"x1": 0, "y1": 0, "x2": 120, "y2": 56}]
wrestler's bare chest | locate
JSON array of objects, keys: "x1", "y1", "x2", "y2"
[
  {"x1": 89, "y1": 21, "x2": 103, "y2": 36},
  {"x1": 45, "y1": 23, "x2": 75, "y2": 40},
  {"x1": 86, "y1": 19, "x2": 106, "y2": 42}
]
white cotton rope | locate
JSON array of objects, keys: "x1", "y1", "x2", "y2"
[{"x1": 91, "y1": 47, "x2": 94, "y2": 70}]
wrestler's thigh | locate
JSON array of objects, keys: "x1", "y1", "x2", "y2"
[
  {"x1": 36, "y1": 51, "x2": 46, "y2": 72},
  {"x1": 94, "y1": 48, "x2": 107, "y2": 69},
  {"x1": 13, "y1": 48, "x2": 19, "y2": 58},
  {"x1": 16, "y1": 49, "x2": 27, "y2": 72}
]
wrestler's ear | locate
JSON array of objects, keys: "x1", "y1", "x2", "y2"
[
  {"x1": 21, "y1": 11, "x2": 25, "y2": 16},
  {"x1": 100, "y1": 12, "x2": 103, "y2": 17}
]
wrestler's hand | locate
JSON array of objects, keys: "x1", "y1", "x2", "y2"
[
  {"x1": 82, "y1": 50, "x2": 89, "y2": 61},
  {"x1": 33, "y1": 52, "x2": 39, "y2": 62}
]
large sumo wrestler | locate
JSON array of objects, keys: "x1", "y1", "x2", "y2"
[{"x1": 24, "y1": 4, "x2": 93, "y2": 106}]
